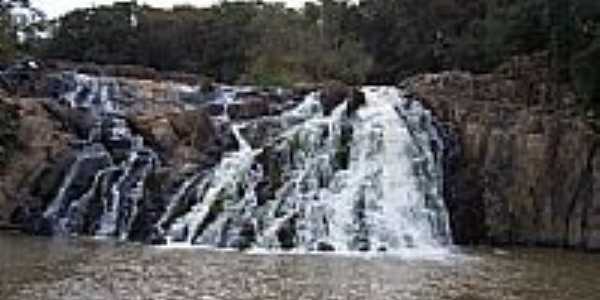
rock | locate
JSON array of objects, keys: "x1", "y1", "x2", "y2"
[
  {"x1": 204, "y1": 102, "x2": 225, "y2": 116},
  {"x1": 228, "y1": 95, "x2": 271, "y2": 120},
  {"x1": 147, "y1": 230, "x2": 168, "y2": 245},
  {"x1": 404, "y1": 54, "x2": 600, "y2": 251},
  {"x1": 231, "y1": 221, "x2": 256, "y2": 251},
  {"x1": 128, "y1": 107, "x2": 218, "y2": 168},
  {"x1": 170, "y1": 109, "x2": 216, "y2": 146},
  {"x1": 129, "y1": 113, "x2": 178, "y2": 151},
  {"x1": 42, "y1": 100, "x2": 96, "y2": 139},
  {"x1": 276, "y1": 215, "x2": 297, "y2": 250},
  {"x1": 357, "y1": 242, "x2": 370, "y2": 252},
  {"x1": 0, "y1": 58, "x2": 47, "y2": 97},
  {"x1": 22, "y1": 210, "x2": 53, "y2": 236},
  {"x1": 320, "y1": 81, "x2": 350, "y2": 115},
  {"x1": 319, "y1": 83, "x2": 364, "y2": 116},
  {"x1": 347, "y1": 88, "x2": 366, "y2": 116},
  {"x1": 0, "y1": 97, "x2": 74, "y2": 223},
  {"x1": 316, "y1": 241, "x2": 335, "y2": 252}
]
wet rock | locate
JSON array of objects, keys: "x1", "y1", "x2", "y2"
[
  {"x1": 168, "y1": 224, "x2": 189, "y2": 243},
  {"x1": 347, "y1": 88, "x2": 366, "y2": 117},
  {"x1": 357, "y1": 242, "x2": 370, "y2": 252},
  {"x1": 147, "y1": 230, "x2": 168, "y2": 245},
  {"x1": 316, "y1": 241, "x2": 335, "y2": 252},
  {"x1": 22, "y1": 211, "x2": 53, "y2": 236},
  {"x1": 277, "y1": 215, "x2": 297, "y2": 250},
  {"x1": 320, "y1": 81, "x2": 350, "y2": 115},
  {"x1": 254, "y1": 144, "x2": 285, "y2": 205},
  {"x1": 240, "y1": 118, "x2": 285, "y2": 149},
  {"x1": 232, "y1": 221, "x2": 256, "y2": 251},
  {"x1": 228, "y1": 95, "x2": 271, "y2": 120},
  {"x1": 29, "y1": 151, "x2": 76, "y2": 202},
  {"x1": 204, "y1": 102, "x2": 225, "y2": 116},
  {"x1": 403, "y1": 234, "x2": 416, "y2": 248},
  {"x1": 42, "y1": 100, "x2": 97, "y2": 139}
]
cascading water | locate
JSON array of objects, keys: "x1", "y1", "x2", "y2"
[
  {"x1": 161, "y1": 86, "x2": 451, "y2": 252},
  {"x1": 42, "y1": 74, "x2": 450, "y2": 252},
  {"x1": 42, "y1": 73, "x2": 159, "y2": 239}
]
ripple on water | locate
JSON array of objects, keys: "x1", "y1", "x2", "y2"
[{"x1": 1, "y1": 233, "x2": 599, "y2": 300}]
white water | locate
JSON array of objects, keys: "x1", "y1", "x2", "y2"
[
  {"x1": 43, "y1": 74, "x2": 159, "y2": 239},
  {"x1": 43, "y1": 74, "x2": 450, "y2": 252},
  {"x1": 164, "y1": 86, "x2": 451, "y2": 252}
]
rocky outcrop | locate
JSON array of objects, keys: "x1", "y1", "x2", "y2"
[
  {"x1": 127, "y1": 105, "x2": 221, "y2": 169},
  {"x1": 0, "y1": 97, "x2": 74, "y2": 226},
  {"x1": 406, "y1": 53, "x2": 600, "y2": 251}
]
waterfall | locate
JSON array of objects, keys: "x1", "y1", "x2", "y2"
[
  {"x1": 163, "y1": 87, "x2": 450, "y2": 252},
  {"x1": 42, "y1": 73, "x2": 450, "y2": 252},
  {"x1": 42, "y1": 74, "x2": 159, "y2": 239}
]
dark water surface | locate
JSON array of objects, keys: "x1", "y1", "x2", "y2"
[{"x1": 1, "y1": 232, "x2": 599, "y2": 300}]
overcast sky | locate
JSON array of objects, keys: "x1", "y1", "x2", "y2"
[{"x1": 31, "y1": 0, "x2": 313, "y2": 19}]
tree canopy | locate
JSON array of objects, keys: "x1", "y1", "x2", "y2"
[{"x1": 3, "y1": 0, "x2": 596, "y2": 103}]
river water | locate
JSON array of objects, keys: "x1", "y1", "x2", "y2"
[{"x1": 1, "y1": 232, "x2": 599, "y2": 300}]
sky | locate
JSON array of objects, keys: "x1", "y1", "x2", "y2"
[{"x1": 31, "y1": 0, "x2": 313, "y2": 19}]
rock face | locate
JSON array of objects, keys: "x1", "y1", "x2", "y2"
[
  {"x1": 127, "y1": 106, "x2": 220, "y2": 168},
  {"x1": 0, "y1": 97, "x2": 74, "y2": 225},
  {"x1": 406, "y1": 54, "x2": 600, "y2": 251}
]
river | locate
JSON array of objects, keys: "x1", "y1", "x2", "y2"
[{"x1": 1, "y1": 232, "x2": 599, "y2": 300}]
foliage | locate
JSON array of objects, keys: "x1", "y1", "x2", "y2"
[
  {"x1": 0, "y1": 0, "x2": 47, "y2": 63},
  {"x1": 32, "y1": 0, "x2": 600, "y2": 106}
]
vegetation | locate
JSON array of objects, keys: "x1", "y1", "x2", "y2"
[
  {"x1": 0, "y1": 0, "x2": 46, "y2": 64},
  {"x1": 0, "y1": 0, "x2": 598, "y2": 105},
  {"x1": 0, "y1": 0, "x2": 26, "y2": 62}
]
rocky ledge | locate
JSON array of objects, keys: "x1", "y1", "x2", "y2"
[{"x1": 405, "y1": 53, "x2": 600, "y2": 251}]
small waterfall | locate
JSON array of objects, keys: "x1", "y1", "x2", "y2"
[
  {"x1": 41, "y1": 74, "x2": 450, "y2": 252},
  {"x1": 42, "y1": 73, "x2": 159, "y2": 239}
]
